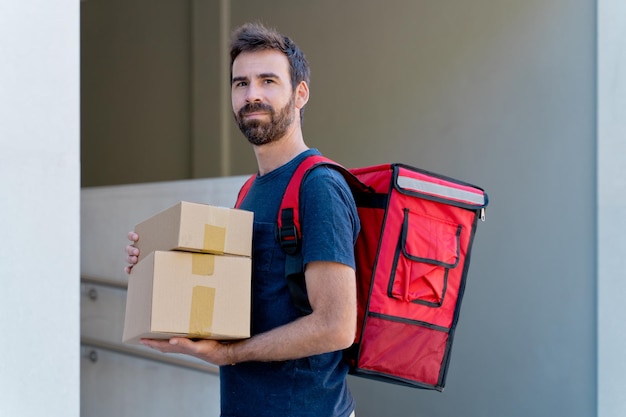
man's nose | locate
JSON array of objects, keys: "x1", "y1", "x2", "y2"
[{"x1": 245, "y1": 83, "x2": 263, "y2": 103}]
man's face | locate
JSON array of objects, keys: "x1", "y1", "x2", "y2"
[{"x1": 231, "y1": 50, "x2": 297, "y2": 146}]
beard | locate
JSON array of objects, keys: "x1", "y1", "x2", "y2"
[{"x1": 235, "y1": 95, "x2": 296, "y2": 146}]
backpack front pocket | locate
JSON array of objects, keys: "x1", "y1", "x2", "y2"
[{"x1": 388, "y1": 208, "x2": 461, "y2": 306}]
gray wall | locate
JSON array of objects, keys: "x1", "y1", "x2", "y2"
[
  {"x1": 81, "y1": 0, "x2": 223, "y2": 185},
  {"x1": 81, "y1": 1, "x2": 597, "y2": 416}
]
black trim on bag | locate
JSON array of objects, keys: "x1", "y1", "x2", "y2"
[
  {"x1": 392, "y1": 164, "x2": 488, "y2": 210},
  {"x1": 437, "y1": 209, "x2": 482, "y2": 387},
  {"x1": 349, "y1": 367, "x2": 444, "y2": 392},
  {"x1": 402, "y1": 219, "x2": 462, "y2": 270},
  {"x1": 353, "y1": 192, "x2": 388, "y2": 209},
  {"x1": 367, "y1": 312, "x2": 451, "y2": 333},
  {"x1": 349, "y1": 310, "x2": 451, "y2": 391},
  {"x1": 387, "y1": 209, "x2": 462, "y2": 307}
]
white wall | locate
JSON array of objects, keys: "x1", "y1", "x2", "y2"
[
  {"x1": 598, "y1": 1, "x2": 626, "y2": 416},
  {"x1": 0, "y1": 2, "x2": 80, "y2": 416}
]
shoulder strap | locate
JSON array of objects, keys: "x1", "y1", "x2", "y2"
[
  {"x1": 277, "y1": 154, "x2": 370, "y2": 254},
  {"x1": 279, "y1": 155, "x2": 357, "y2": 315},
  {"x1": 235, "y1": 174, "x2": 256, "y2": 209},
  {"x1": 235, "y1": 155, "x2": 370, "y2": 213}
]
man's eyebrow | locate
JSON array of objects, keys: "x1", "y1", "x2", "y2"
[
  {"x1": 258, "y1": 72, "x2": 280, "y2": 80},
  {"x1": 232, "y1": 75, "x2": 248, "y2": 85},
  {"x1": 232, "y1": 73, "x2": 281, "y2": 85}
]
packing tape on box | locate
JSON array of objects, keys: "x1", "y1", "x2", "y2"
[
  {"x1": 189, "y1": 286, "x2": 215, "y2": 337},
  {"x1": 203, "y1": 224, "x2": 226, "y2": 254},
  {"x1": 191, "y1": 254, "x2": 215, "y2": 275}
]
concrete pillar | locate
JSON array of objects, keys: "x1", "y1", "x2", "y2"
[
  {"x1": 597, "y1": 1, "x2": 626, "y2": 416},
  {"x1": 0, "y1": 2, "x2": 80, "y2": 416}
]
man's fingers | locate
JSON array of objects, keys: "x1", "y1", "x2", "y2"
[
  {"x1": 140, "y1": 338, "x2": 196, "y2": 354},
  {"x1": 169, "y1": 337, "x2": 190, "y2": 348},
  {"x1": 125, "y1": 232, "x2": 140, "y2": 274},
  {"x1": 126, "y1": 245, "x2": 139, "y2": 257},
  {"x1": 140, "y1": 338, "x2": 176, "y2": 353}
]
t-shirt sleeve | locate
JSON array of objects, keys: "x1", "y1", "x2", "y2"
[{"x1": 300, "y1": 166, "x2": 360, "y2": 269}]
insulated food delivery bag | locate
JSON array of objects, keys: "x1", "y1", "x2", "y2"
[{"x1": 237, "y1": 156, "x2": 488, "y2": 391}]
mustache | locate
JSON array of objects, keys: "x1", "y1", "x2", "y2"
[{"x1": 238, "y1": 102, "x2": 274, "y2": 118}]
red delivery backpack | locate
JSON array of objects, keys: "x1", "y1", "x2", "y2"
[{"x1": 235, "y1": 155, "x2": 488, "y2": 391}]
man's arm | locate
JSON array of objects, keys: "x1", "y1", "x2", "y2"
[
  {"x1": 140, "y1": 260, "x2": 357, "y2": 364},
  {"x1": 229, "y1": 260, "x2": 356, "y2": 361}
]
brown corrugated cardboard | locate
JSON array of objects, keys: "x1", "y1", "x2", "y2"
[
  {"x1": 134, "y1": 201, "x2": 253, "y2": 261},
  {"x1": 122, "y1": 250, "x2": 251, "y2": 344}
]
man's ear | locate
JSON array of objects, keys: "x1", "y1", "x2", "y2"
[{"x1": 295, "y1": 81, "x2": 310, "y2": 110}]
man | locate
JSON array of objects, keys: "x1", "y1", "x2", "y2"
[{"x1": 126, "y1": 22, "x2": 359, "y2": 417}]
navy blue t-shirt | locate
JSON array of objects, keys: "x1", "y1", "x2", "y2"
[{"x1": 220, "y1": 149, "x2": 359, "y2": 417}]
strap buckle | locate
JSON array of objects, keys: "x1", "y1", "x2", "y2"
[{"x1": 278, "y1": 208, "x2": 300, "y2": 255}]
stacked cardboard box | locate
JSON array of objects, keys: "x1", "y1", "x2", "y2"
[{"x1": 122, "y1": 201, "x2": 254, "y2": 345}]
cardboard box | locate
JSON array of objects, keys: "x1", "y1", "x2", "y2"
[
  {"x1": 135, "y1": 201, "x2": 253, "y2": 261},
  {"x1": 122, "y1": 250, "x2": 251, "y2": 344}
]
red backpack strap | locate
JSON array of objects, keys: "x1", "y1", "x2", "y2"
[
  {"x1": 235, "y1": 174, "x2": 256, "y2": 208},
  {"x1": 277, "y1": 155, "x2": 334, "y2": 253},
  {"x1": 277, "y1": 155, "x2": 371, "y2": 254},
  {"x1": 235, "y1": 154, "x2": 371, "y2": 251}
]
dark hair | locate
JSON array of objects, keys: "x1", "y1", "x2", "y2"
[{"x1": 230, "y1": 22, "x2": 310, "y2": 119}]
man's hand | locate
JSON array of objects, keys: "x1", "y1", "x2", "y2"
[
  {"x1": 140, "y1": 338, "x2": 235, "y2": 366},
  {"x1": 125, "y1": 231, "x2": 140, "y2": 274}
]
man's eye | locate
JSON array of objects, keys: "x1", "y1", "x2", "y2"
[
  {"x1": 263, "y1": 79, "x2": 274, "y2": 84},
  {"x1": 235, "y1": 81, "x2": 247, "y2": 87}
]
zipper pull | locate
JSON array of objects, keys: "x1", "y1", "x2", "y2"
[{"x1": 480, "y1": 208, "x2": 486, "y2": 222}]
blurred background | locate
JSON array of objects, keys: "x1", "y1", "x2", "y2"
[{"x1": 81, "y1": 2, "x2": 597, "y2": 415}]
